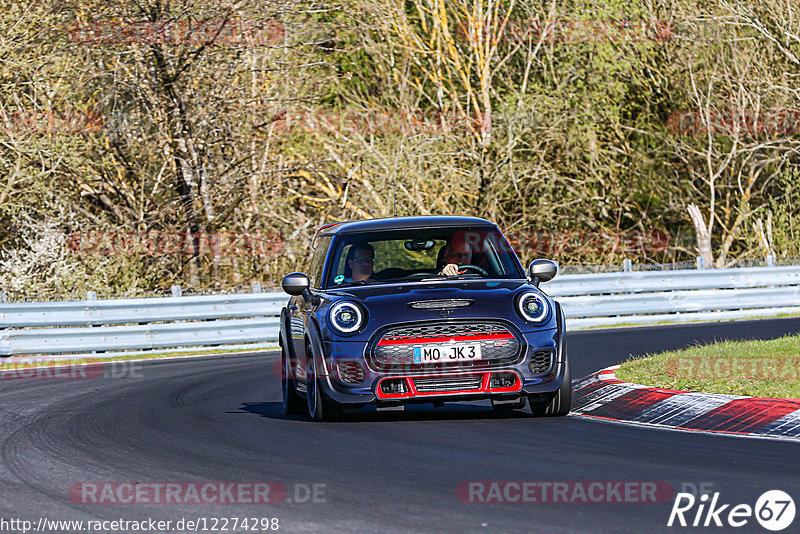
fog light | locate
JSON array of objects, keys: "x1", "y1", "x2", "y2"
[
  {"x1": 380, "y1": 378, "x2": 407, "y2": 394},
  {"x1": 489, "y1": 373, "x2": 516, "y2": 388}
]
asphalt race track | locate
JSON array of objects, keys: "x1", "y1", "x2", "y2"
[{"x1": 1, "y1": 318, "x2": 800, "y2": 533}]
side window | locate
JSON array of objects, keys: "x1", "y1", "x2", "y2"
[
  {"x1": 308, "y1": 236, "x2": 331, "y2": 288},
  {"x1": 335, "y1": 244, "x2": 353, "y2": 277}
]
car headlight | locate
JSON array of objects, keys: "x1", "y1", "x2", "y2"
[
  {"x1": 329, "y1": 301, "x2": 364, "y2": 334},
  {"x1": 516, "y1": 291, "x2": 549, "y2": 323}
]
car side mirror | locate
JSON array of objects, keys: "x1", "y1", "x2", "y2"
[
  {"x1": 282, "y1": 272, "x2": 311, "y2": 296},
  {"x1": 528, "y1": 259, "x2": 557, "y2": 286},
  {"x1": 282, "y1": 272, "x2": 320, "y2": 305}
]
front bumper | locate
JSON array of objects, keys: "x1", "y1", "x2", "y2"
[{"x1": 316, "y1": 327, "x2": 567, "y2": 405}]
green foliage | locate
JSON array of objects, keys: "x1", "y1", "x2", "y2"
[{"x1": 1, "y1": 0, "x2": 799, "y2": 296}]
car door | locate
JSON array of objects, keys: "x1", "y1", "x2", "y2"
[{"x1": 289, "y1": 235, "x2": 331, "y2": 380}]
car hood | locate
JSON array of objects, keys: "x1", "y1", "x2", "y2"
[
  {"x1": 320, "y1": 280, "x2": 557, "y2": 337},
  {"x1": 329, "y1": 279, "x2": 528, "y2": 299}
]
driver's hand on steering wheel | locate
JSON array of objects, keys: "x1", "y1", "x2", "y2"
[{"x1": 439, "y1": 263, "x2": 460, "y2": 277}]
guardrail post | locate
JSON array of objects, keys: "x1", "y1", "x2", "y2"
[
  {"x1": 696, "y1": 256, "x2": 705, "y2": 270},
  {"x1": 86, "y1": 290, "x2": 98, "y2": 354},
  {"x1": 171, "y1": 285, "x2": 182, "y2": 297},
  {"x1": 623, "y1": 259, "x2": 632, "y2": 272},
  {"x1": 767, "y1": 254, "x2": 776, "y2": 268},
  {"x1": 0, "y1": 291, "x2": 6, "y2": 303},
  {"x1": 251, "y1": 281, "x2": 262, "y2": 293}
]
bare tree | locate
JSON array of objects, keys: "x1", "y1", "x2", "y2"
[{"x1": 618, "y1": 0, "x2": 800, "y2": 267}]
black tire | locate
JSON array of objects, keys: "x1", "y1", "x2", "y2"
[
  {"x1": 529, "y1": 363, "x2": 572, "y2": 417},
  {"x1": 306, "y1": 346, "x2": 341, "y2": 422},
  {"x1": 281, "y1": 341, "x2": 305, "y2": 415}
]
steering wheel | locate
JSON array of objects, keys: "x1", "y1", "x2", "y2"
[{"x1": 456, "y1": 264, "x2": 489, "y2": 276}]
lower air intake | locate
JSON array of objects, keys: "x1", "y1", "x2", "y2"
[
  {"x1": 528, "y1": 350, "x2": 553, "y2": 375},
  {"x1": 338, "y1": 361, "x2": 365, "y2": 384},
  {"x1": 413, "y1": 374, "x2": 483, "y2": 393}
]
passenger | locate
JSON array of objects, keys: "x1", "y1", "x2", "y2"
[{"x1": 343, "y1": 244, "x2": 375, "y2": 283}]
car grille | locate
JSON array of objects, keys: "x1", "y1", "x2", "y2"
[
  {"x1": 528, "y1": 349, "x2": 553, "y2": 375},
  {"x1": 369, "y1": 320, "x2": 522, "y2": 372},
  {"x1": 412, "y1": 374, "x2": 483, "y2": 392}
]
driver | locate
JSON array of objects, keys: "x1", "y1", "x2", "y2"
[{"x1": 439, "y1": 234, "x2": 473, "y2": 277}]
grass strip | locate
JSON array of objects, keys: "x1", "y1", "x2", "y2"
[{"x1": 616, "y1": 333, "x2": 800, "y2": 399}]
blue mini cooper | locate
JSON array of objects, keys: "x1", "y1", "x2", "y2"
[{"x1": 279, "y1": 216, "x2": 570, "y2": 421}]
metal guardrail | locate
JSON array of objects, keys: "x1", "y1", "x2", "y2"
[
  {"x1": 1, "y1": 318, "x2": 280, "y2": 354},
  {"x1": 0, "y1": 292, "x2": 286, "y2": 357},
  {"x1": 548, "y1": 265, "x2": 800, "y2": 329},
  {"x1": 547, "y1": 265, "x2": 800, "y2": 296},
  {"x1": 0, "y1": 293, "x2": 285, "y2": 328},
  {"x1": 1, "y1": 264, "x2": 799, "y2": 357}
]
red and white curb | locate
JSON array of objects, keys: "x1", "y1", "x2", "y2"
[{"x1": 572, "y1": 365, "x2": 800, "y2": 440}]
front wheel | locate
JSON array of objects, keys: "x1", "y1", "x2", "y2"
[
  {"x1": 306, "y1": 346, "x2": 341, "y2": 422},
  {"x1": 529, "y1": 363, "x2": 572, "y2": 417},
  {"x1": 281, "y1": 343, "x2": 305, "y2": 415}
]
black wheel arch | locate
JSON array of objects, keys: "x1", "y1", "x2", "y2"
[{"x1": 304, "y1": 315, "x2": 332, "y2": 378}]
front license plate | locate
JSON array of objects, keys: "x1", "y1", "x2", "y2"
[{"x1": 412, "y1": 343, "x2": 483, "y2": 364}]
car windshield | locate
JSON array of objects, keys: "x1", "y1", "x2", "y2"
[{"x1": 326, "y1": 227, "x2": 524, "y2": 288}]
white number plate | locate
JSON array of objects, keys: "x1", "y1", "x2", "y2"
[{"x1": 412, "y1": 343, "x2": 483, "y2": 364}]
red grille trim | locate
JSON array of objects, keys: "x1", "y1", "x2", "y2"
[
  {"x1": 377, "y1": 331, "x2": 514, "y2": 346},
  {"x1": 374, "y1": 371, "x2": 522, "y2": 399}
]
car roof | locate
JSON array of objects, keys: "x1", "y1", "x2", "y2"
[{"x1": 318, "y1": 216, "x2": 498, "y2": 237}]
